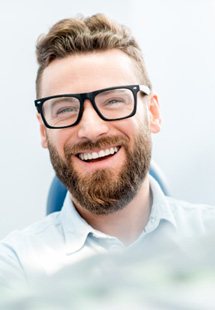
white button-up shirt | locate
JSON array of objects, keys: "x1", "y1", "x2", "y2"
[{"x1": 0, "y1": 177, "x2": 215, "y2": 287}]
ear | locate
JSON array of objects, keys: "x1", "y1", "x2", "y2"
[
  {"x1": 37, "y1": 114, "x2": 48, "y2": 148},
  {"x1": 147, "y1": 94, "x2": 161, "y2": 133}
]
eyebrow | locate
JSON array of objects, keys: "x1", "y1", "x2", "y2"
[
  {"x1": 48, "y1": 97, "x2": 79, "y2": 104},
  {"x1": 97, "y1": 88, "x2": 129, "y2": 96}
]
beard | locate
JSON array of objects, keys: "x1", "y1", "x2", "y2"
[{"x1": 47, "y1": 128, "x2": 152, "y2": 215}]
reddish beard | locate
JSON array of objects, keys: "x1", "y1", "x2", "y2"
[{"x1": 47, "y1": 133, "x2": 151, "y2": 215}]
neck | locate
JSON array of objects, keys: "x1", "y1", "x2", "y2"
[{"x1": 72, "y1": 176, "x2": 152, "y2": 246}]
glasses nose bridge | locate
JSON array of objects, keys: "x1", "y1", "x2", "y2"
[{"x1": 80, "y1": 92, "x2": 98, "y2": 114}]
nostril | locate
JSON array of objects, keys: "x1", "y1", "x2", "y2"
[
  {"x1": 78, "y1": 126, "x2": 109, "y2": 140},
  {"x1": 77, "y1": 117, "x2": 109, "y2": 139}
]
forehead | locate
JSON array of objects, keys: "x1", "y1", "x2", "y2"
[{"x1": 40, "y1": 49, "x2": 141, "y2": 97}]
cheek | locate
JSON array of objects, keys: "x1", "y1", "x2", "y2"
[
  {"x1": 122, "y1": 110, "x2": 149, "y2": 134},
  {"x1": 46, "y1": 129, "x2": 73, "y2": 158},
  {"x1": 114, "y1": 119, "x2": 139, "y2": 151},
  {"x1": 135, "y1": 103, "x2": 150, "y2": 130},
  {"x1": 114, "y1": 118, "x2": 136, "y2": 136}
]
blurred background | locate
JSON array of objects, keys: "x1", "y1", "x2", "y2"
[{"x1": 0, "y1": 0, "x2": 214, "y2": 239}]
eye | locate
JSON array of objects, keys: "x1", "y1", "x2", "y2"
[
  {"x1": 56, "y1": 106, "x2": 78, "y2": 115},
  {"x1": 46, "y1": 97, "x2": 80, "y2": 118},
  {"x1": 104, "y1": 97, "x2": 125, "y2": 106}
]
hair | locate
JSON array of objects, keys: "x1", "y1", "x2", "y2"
[{"x1": 35, "y1": 13, "x2": 152, "y2": 97}]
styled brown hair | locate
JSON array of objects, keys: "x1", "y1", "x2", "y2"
[{"x1": 36, "y1": 13, "x2": 152, "y2": 97}]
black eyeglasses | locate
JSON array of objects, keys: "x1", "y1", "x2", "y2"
[{"x1": 34, "y1": 84, "x2": 151, "y2": 129}]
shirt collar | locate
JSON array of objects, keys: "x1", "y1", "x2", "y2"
[
  {"x1": 145, "y1": 176, "x2": 177, "y2": 232},
  {"x1": 59, "y1": 194, "x2": 119, "y2": 254},
  {"x1": 59, "y1": 175, "x2": 176, "y2": 253}
]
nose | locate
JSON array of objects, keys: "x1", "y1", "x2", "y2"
[{"x1": 77, "y1": 100, "x2": 110, "y2": 141}]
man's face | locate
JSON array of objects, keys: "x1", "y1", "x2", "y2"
[{"x1": 38, "y1": 49, "x2": 161, "y2": 214}]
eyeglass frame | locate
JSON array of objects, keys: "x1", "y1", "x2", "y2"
[{"x1": 34, "y1": 84, "x2": 151, "y2": 129}]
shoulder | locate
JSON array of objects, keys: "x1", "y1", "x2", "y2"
[
  {"x1": 166, "y1": 196, "x2": 215, "y2": 235},
  {"x1": 0, "y1": 212, "x2": 63, "y2": 288},
  {"x1": 167, "y1": 196, "x2": 215, "y2": 213},
  {"x1": 1, "y1": 211, "x2": 62, "y2": 249}
]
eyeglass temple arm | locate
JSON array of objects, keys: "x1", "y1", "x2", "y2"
[{"x1": 139, "y1": 85, "x2": 151, "y2": 95}]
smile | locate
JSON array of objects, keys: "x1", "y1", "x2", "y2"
[{"x1": 78, "y1": 147, "x2": 120, "y2": 162}]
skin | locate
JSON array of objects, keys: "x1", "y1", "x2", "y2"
[{"x1": 37, "y1": 49, "x2": 161, "y2": 245}]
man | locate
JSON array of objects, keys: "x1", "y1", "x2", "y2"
[{"x1": 0, "y1": 13, "x2": 214, "y2": 287}]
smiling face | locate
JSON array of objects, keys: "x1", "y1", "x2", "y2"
[{"x1": 38, "y1": 49, "x2": 161, "y2": 214}]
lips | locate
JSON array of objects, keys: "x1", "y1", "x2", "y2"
[{"x1": 78, "y1": 146, "x2": 120, "y2": 162}]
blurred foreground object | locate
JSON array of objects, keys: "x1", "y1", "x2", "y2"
[{"x1": 1, "y1": 233, "x2": 215, "y2": 310}]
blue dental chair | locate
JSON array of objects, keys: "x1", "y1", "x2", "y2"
[{"x1": 46, "y1": 161, "x2": 169, "y2": 215}]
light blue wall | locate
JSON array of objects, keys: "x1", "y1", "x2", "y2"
[{"x1": 0, "y1": 0, "x2": 214, "y2": 238}]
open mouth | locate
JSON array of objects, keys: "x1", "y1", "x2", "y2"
[{"x1": 78, "y1": 146, "x2": 120, "y2": 162}]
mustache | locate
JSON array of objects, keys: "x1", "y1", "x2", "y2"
[{"x1": 64, "y1": 136, "x2": 129, "y2": 157}]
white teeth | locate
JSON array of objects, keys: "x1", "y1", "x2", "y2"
[
  {"x1": 110, "y1": 147, "x2": 115, "y2": 154},
  {"x1": 104, "y1": 149, "x2": 109, "y2": 156},
  {"x1": 99, "y1": 150, "x2": 105, "y2": 157},
  {"x1": 92, "y1": 152, "x2": 98, "y2": 159},
  {"x1": 81, "y1": 153, "x2": 88, "y2": 161},
  {"x1": 78, "y1": 147, "x2": 119, "y2": 161}
]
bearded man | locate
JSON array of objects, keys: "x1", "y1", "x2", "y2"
[{"x1": 0, "y1": 13, "x2": 214, "y2": 287}]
